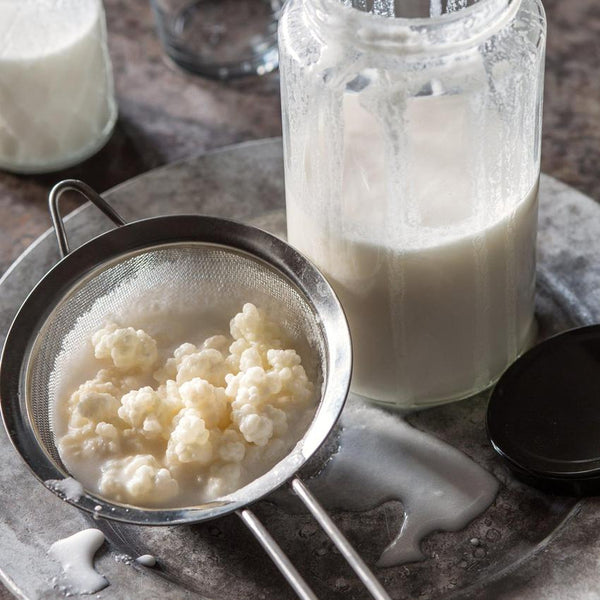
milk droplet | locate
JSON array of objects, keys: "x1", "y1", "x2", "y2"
[
  {"x1": 48, "y1": 529, "x2": 107, "y2": 594},
  {"x1": 45, "y1": 477, "x2": 84, "y2": 501},
  {"x1": 135, "y1": 554, "x2": 157, "y2": 567},
  {"x1": 113, "y1": 553, "x2": 133, "y2": 565}
]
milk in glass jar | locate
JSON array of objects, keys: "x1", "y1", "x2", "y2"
[
  {"x1": 279, "y1": 0, "x2": 546, "y2": 407},
  {"x1": 0, "y1": 0, "x2": 116, "y2": 174}
]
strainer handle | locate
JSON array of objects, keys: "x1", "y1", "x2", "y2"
[
  {"x1": 49, "y1": 179, "x2": 127, "y2": 257},
  {"x1": 237, "y1": 508, "x2": 319, "y2": 600},
  {"x1": 240, "y1": 478, "x2": 391, "y2": 599},
  {"x1": 291, "y1": 477, "x2": 392, "y2": 600}
]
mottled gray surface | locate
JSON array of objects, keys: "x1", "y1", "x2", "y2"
[{"x1": 1, "y1": 140, "x2": 600, "y2": 599}]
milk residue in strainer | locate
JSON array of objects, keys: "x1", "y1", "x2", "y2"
[{"x1": 0, "y1": 180, "x2": 391, "y2": 600}]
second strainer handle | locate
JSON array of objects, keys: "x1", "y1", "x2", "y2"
[
  {"x1": 291, "y1": 477, "x2": 392, "y2": 600},
  {"x1": 237, "y1": 507, "x2": 319, "y2": 600},
  {"x1": 239, "y1": 477, "x2": 391, "y2": 600}
]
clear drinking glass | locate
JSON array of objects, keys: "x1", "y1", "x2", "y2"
[
  {"x1": 279, "y1": 0, "x2": 546, "y2": 408},
  {"x1": 0, "y1": 0, "x2": 116, "y2": 174},
  {"x1": 150, "y1": 0, "x2": 283, "y2": 79}
]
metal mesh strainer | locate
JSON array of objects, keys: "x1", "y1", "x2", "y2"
[
  {"x1": 38, "y1": 243, "x2": 326, "y2": 474},
  {"x1": 0, "y1": 180, "x2": 390, "y2": 600}
]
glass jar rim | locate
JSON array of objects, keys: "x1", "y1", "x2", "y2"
[{"x1": 306, "y1": 0, "x2": 524, "y2": 55}]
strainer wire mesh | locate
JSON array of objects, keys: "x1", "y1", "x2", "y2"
[{"x1": 30, "y1": 243, "x2": 326, "y2": 476}]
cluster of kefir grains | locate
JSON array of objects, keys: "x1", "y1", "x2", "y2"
[{"x1": 56, "y1": 304, "x2": 315, "y2": 507}]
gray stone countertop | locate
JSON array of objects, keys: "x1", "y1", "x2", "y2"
[{"x1": 0, "y1": 0, "x2": 598, "y2": 598}]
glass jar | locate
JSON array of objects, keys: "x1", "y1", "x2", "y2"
[
  {"x1": 150, "y1": 0, "x2": 283, "y2": 79},
  {"x1": 279, "y1": 0, "x2": 546, "y2": 408},
  {"x1": 0, "y1": 0, "x2": 116, "y2": 174}
]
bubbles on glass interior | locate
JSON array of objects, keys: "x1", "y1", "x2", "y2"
[{"x1": 342, "y1": 0, "x2": 482, "y2": 18}]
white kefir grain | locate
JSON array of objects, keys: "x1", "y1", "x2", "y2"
[{"x1": 55, "y1": 304, "x2": 315, "y2": 507}]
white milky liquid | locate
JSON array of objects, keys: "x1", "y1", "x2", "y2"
[
  {"x1": 287, "y1": 93, "x2": 538, "y2": 406},
  {"x1": 135, "y1": 554, "x2": 157, "y2": 567},
  {"x1": 45, "y1": 477, "x2": 84, "y2": 501},
  {"x1": 48, "y1": 528, "x2": 108, "y2": 595},
  {"x1": 275, "y1": 395, "x2": 499, "y2": 566},
  {"x1": 49, "y1": 264, "x2": 319, "y2": 508},
  {"x1": 0, "y1": 0, "x2": 116, "y2": 173}
]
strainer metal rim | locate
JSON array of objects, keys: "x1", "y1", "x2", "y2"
[{"x1": 0, "y1": 212, "x2": 352, "y2": 526}]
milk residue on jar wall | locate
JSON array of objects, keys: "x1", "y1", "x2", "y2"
[{"x1": 279, "y1": 0, "x2": 546, "y2": 407}]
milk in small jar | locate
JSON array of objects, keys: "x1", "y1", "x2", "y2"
[
  {"x1": 279, "y1": 0, "x2": 546, "y2": 407},
  {"x1": 0, "y1": 0, "x2": 116, "y2": 174}
]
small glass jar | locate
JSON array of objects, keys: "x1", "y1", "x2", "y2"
[
  {"x1": 279, "y1": 0, "x2": 546, "y2": 408},
  {"x1": 0, "y1": 0, "x2": 116, "y2": 174}
]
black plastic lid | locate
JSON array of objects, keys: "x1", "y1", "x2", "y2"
[{"x1": 487, "y1": 325, "x2": 600, "y2": 496}]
